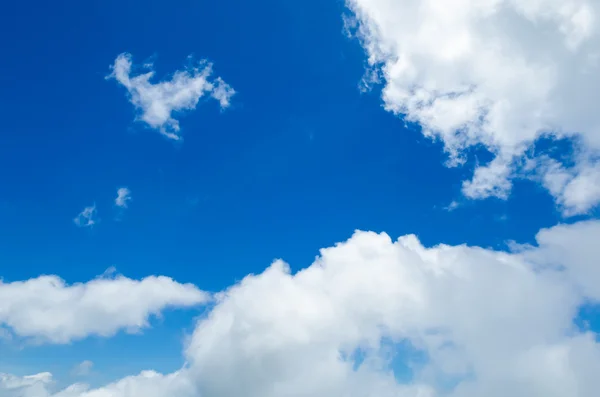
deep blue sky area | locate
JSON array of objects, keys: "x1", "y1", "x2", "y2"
[
  {"x1": 0, "y1": 0, "x2": 562, "y2": 289},
  {"x1": 0, "y1": 0, "x2": 581, "y2": 386}
]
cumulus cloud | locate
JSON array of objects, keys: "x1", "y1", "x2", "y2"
[
  {"x1": 0, "y1": 272, "x2": 209, "y2": 344},
  {"x1": 73, "y1": 205, "x2": 97, "y2": 228},
  {"x1": 107, "y1": 53, "x2": 235, "y2": 140},
  {"x1": 8, "y1": 219, "x2": 600, "y2": 396},
  {"x1": 346, "y1": 0, "x2": 600, "y2": 215},
  {"x1": 115, "y1": 187, "x2": 131, "y2": 208}
]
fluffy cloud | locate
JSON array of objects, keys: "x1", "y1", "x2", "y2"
[
  {"x1": 73, "y1": 205, "x2": 97, "y2": 228},
  {"x1": 0, "y1": 273, "x2": 209, "y2": 344},
  {"x1": 107, "y1": 53, "x2": 235, "y2": 140},
  {"x1": 8, "y1": 220, "x2": 600, "y2": 396},
  {"x1": 115, "y1": 187, "x2": 131, "y2": 208},
  {"x1": 345, "y1": 0, "x2": 600, "y2": 215}
]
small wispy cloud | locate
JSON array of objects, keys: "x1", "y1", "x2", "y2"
[
  {"x1": 115, "y1": 187, "x2": 132, "y2": 208},
  {"x1": 74, "y1": 205, "x2": 97, "y2": 228},
  {"x1": 71, "y1": 360, "x2": 93, "y2": 377},
  {"x1": 106, "y1": 53, "x2": 235, "y2": 140},
  {"x1": 444, "y1": 200, "x2": 460, "y2": 212}
]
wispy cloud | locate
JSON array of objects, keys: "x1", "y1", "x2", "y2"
[
  {"x1": 115, "y1": 187, "x2": 132, "y2": 208},
  {"x1": 107, "y1": 53, "x2": 235, "y2": 140},
  {"x1": 71, "y1": 360, "x2": 93, "y2": 377},
  {"x1": 444, "y1": 200, "x2": 460, "y2": 212},
  {"x1": 73, "y1": 205, "x2": 97, "y2": 228}
]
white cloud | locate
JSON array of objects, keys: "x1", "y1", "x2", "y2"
[
  {"x1": 0, "y1": 370, "x2": 196, "y2": 397},
  {"x1": 346, "y1": 0, "x2": 600, "y2": 215},
  {"x1": 0, "y1": 372, "x2": 54, "y2": 397},
  {"x1": 73, "y1": 205, "x2": 97, "y2": 228},
  {"x1": 537, "y1": 157, "x2": 600, "y2": 216},
  {"x1": 107, "y1": 53, "x2": 235, "y2": 140},
  {"x1": 7, "y1": 219, "x2": 600, "y2": 396},
  {"x1": 443, "y1": 200, "x2": 460, "y2": 212},
  {"x1": 0, "y1": 272, "x2": 209, "y2": 344},
  {"x1": 71, "y1": 361, "x2": 93, "y2": 377},
  {"x1": 115, "y1": 188, "x2": 131, "y2": 208}
]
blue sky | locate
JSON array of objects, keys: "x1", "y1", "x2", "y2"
[{"x1": 2, "y1": 0, "x2": 600, "y2": 396}]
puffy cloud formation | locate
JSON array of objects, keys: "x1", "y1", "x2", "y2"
[
  {"x1": 115, "y1": 188, "x2": 131, "y2": 208},
  {"x1": 346, "y1": 0, "x2": 600, "y2": 215},
  {"x1": 107, "y1": 53, "x2": 235, "y2": 140},
  {"x1": 7, "y1": 220, "x2": 600, "y2": 396},
  {"x1": 73, "y1": 205, "x2": 97, "y2": 228},
  {"x1": 0, "y1": 273, "x2": 209, "y2": 344}
]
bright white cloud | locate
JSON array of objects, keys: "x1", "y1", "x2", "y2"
[
  {"x1": 346, "y1": 0, "x2": 600, "y2": 215},
  {"x1": 537, "y1": 157, "x2": 600, "y2": 216},
  {"x1": 8, "y1": 220, "x2": 600, "y2": 396},
  {"x1": 107, "y1": 53, "x2": 235, "y2": 140},
  {"x1": 73, "y1": 205, "x2": 97, "y2": 228},
  {"x1": 0, "y1": 273, "x2": 209, "y2": 344},
  {"x1": 115, "y1": 187, "x2": 131, "y2": 208}
]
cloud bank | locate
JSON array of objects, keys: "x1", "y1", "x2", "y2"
[
  {"x1": 107, "y1": 53, "x2": 235, "y2": 140},
  {"x1": 346, "y1": 0, "x2": 600, "y2": 215},
  {"x1": 5, "y1": 220, "x2": 600, "y2": 396}
]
